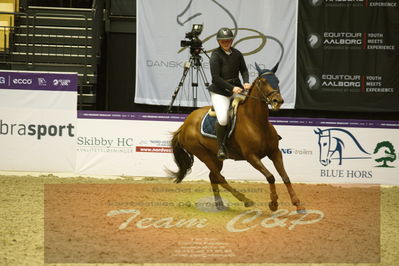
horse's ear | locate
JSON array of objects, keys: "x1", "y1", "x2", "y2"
[
  {"x1": 255, "y1": 62, "x2": 262, "y2": 76},
  {"x1": 271, "y1": 62, "x2": 279, "y2": 73},
  {"x1": 314, "y1": 128, "x2": 321, "y2": 135}
]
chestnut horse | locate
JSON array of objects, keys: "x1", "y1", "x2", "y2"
[{"x1": 168, "y1": 64, "x2": 304, "y2": 213}]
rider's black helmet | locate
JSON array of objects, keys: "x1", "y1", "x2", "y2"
[{"x1": 216, "y1": 27, "x2": 234, "y2": 40}]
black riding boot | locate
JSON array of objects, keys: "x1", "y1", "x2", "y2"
[{"x1": 215, "y1": 122, "x2": 228, "y2": 160}]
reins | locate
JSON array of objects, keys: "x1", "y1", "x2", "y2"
[{"x1": 239, "y1": 76, "x2": 280, "y2": 105}]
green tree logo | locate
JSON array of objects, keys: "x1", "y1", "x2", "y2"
[{"x1": 373, "y1": 141, "x2": 397, "y2": 168}]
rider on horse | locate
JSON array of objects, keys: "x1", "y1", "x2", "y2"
[{"x1": 208, "y1": 27, "x2": 251, "y2": 160}]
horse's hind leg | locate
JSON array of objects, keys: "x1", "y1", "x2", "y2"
[
  {"x1": 270, "y1": 149, "x2": 305, "y2": 213},
  {"x1": 209, "y1": 172, "x2": 226, "y2": 210},
  {"x1": 246, "y1": 155, "x2": 279, "y2": 211},
  {"x1": 215, "y1": 174, "x2": 255, "y2": 208},
  {"x1": 196, "y1": 150, "x2": 254, "y2": 207}
]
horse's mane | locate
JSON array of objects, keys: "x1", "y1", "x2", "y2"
[{"x1": 324, "y1": 128, "x2": 371, "y2": 155}]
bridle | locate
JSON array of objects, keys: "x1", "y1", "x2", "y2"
[{"x1": 240, "y1": 74, "x2": 281, "y2": 105}]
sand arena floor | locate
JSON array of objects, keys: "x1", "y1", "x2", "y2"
[{"x1": 0, "y1": 174, "x2": 398, "y2": 266}]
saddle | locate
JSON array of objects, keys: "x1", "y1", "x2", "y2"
[{"x1": 200, "y1": 94, "x2": 246, "y2": 139}]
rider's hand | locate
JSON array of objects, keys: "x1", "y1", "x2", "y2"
[
  {"x1": 243, "y1": 83, "x2": 251, "y2": 90},
  {"x1": 232, "y1": 86, "x2": 243, "y2": 94}
]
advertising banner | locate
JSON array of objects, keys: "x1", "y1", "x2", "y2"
[
  {"x1": 0, "y1": 70, "x2": 77, "y2": 172},
  {"x1": 276, "y1": 119, "x2": 399, "y2": 185},
  {"x1": 77, "y1": 111, "x2": 399, "y2": 185},
  {"x1": 136, "y1": 0, "x2": 297, "y2": 109},
  {"x1": 76, "y1": 111, "x2": 186, "y2": 176},
  {"x1": 296, "y1": 0, "x2": 399, "y2": 111}
]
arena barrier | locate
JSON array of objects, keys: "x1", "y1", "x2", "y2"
[
  {"x1": 1, "y1": 70, "x2": 398, "y2": 184},
  {"x1": 0, "y1": 70, "x2": 77, "y2": 172},
  {"x1": 76, "y1": 111, "x2": 399, "y2": 185}
]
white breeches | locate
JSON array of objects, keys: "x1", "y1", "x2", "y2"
[{"x1": 210, "y1": 92, "x2": 235, "y2": 126}]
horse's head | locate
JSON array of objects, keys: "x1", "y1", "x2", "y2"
[
  {"x1": 254, "y1": 62, "x2": 283, "y2": 110},
  {"x1": 314, "y1": 128, "x2": 332, "y2": 166}
]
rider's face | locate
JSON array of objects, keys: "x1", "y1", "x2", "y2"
[{"x1": 218, "y1": 39, "x2": 233, "y2": 51}]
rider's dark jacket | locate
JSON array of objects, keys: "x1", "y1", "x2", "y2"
[{"x1": 207, "y1": 47, "x2": 249, "y2": 97}]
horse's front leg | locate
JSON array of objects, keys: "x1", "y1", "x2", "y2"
[
  {"x1": 247, "y1": 155, "x2": 279, "y2": 211},
  {"x1": 270, "y1": 149, "x2": 305, "y2": 213}
]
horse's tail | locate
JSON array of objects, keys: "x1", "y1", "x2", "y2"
[{"x1": 167, "y1": 126, "x2": 194, "y2": 183}]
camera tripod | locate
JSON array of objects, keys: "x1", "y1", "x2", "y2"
[{"x1": 167, "y1": 52, "x2": 210, "y2": 113}]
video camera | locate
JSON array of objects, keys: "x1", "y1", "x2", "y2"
[{"x1": 180, "y1": 24, "x2": 203, "y2": 56}]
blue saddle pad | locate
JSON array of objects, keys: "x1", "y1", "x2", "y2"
[
  {"x1": 200, "y1": 112, "x2": 236, "y2": 139},
  {"x1": 201, "y1": 113, "x2": 218, "y2": 138}
]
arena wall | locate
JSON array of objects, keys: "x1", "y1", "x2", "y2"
[{"x1": 1, "y1": 70, "x2": 398, "y2": 184}]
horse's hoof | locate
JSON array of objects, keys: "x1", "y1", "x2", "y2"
[
  {"x1": 244, "y1": 200, "x2": 255, "y2": 207},
  {"x1": 268, "y1": 202, "x2": 278, "y2": 212},
  {"x1": 215, "y1": 202, "x2": 227, "y2": 211},
  {"x1": 296, "y1": 208, "x2": 307, "y2": 214},
  {"x1": 216, "y1": 205, "x2": 227, "y2": 211}
]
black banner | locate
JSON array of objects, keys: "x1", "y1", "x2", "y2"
[{"x1": 296, "y1": 0, "x2": 399, "y2": 112}]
